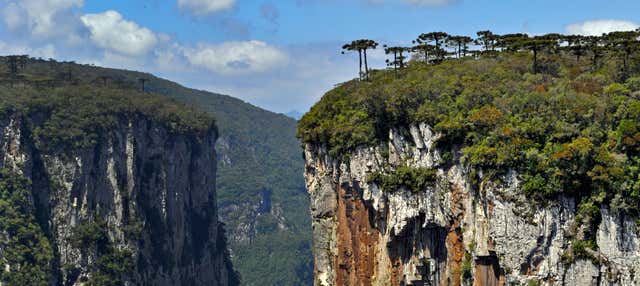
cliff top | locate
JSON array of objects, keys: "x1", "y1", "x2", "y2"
[
  {"x1": 0, "y1": 76, "x2": 214, "y2": 151},
  {"x1": 299, "y1": 51, "x2": 640, "y2": 214}
]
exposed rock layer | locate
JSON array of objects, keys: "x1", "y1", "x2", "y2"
[
  {"x1": 304, "y1": 123, "x2": 640, "y2": 286},
  {"x1": 0, "y1": 112, "x2": 236, "y2": 286}
]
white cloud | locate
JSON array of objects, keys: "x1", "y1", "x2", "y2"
[
  {"x1": 81, "y1": 10, "x2": 158, "y2": 56},
  {"x1": 177, "y1": 0, "x2": 235, "y2": 15},
  {"x1": 0, "y1": 41, "x2": 56, "y2": 59},
  {"x1": 2, "y1": 2, "x2": 25, "y2": 31},
  {"x1": 1, "y1": 0, "x2": 83, "y2": 37},
  {"x1": 181, "y1": 41, "x2": 288, "y2": 75},
  {"x1": 566, "y1": 20, "x2": 639, "y2": 36}
]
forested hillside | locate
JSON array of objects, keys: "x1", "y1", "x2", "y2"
[{"x1": 1, "y1": 57, "x2": 312, "y2": 285}]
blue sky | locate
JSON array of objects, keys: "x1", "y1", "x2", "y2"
[{"x1": 1, "y1": 0, "x2": 640, "y2": 113}]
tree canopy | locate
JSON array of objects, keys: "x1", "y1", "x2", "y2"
[{"x1": 343, "y1": 29, "x2": 640, "y2": 76}]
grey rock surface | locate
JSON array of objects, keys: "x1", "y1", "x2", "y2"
[
  {"x1": 0, "y1": 113, "x2": 236, "y2": 286},
  {"x1": 303, "y1": 122, "x2": 640, "y2": 286}
]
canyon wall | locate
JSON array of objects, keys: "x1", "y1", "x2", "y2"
[
  {"x1": 0, "y1": 112, "x2": 237, "y2": 286},
  {"x1": 304, "y1": 122, "x2": 640, "y2": 286}
]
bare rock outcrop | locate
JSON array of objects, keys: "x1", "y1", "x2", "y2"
[{"x1": 304, "y1": 122, "x2": 640, "y2": 286}]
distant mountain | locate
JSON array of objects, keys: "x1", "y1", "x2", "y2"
[
  {"x1": 285, "y1": 110, "x2": 304, "y2": 120},
  {"x1": 5, "y1": 57, "x2": 313, "y2": 286}
]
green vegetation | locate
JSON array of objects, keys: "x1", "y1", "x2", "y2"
[
  {"x1": 0, "y1": 169, "x2": 54, "y2": 286},
  {"x1": 300, "y1": 31, "x2": 640, "y2": 256},
  {"x1": 233, "y1": 231, "x2": 312, "y2": 285},
  {"x1": 0, "y1": 84, "x2": 213, "y2": 153},
  {"x1": 342, "y1": 39, "x2": 379, "y2": 81},
  {"x1": 0, "y1": 56, "x2": 311, "y2": 285},
  {"x1": 527, "y1": 280, "x2": 541, "y2": 286},
  {"x1": 70, "y1": 218, "x2": 134, "y2": 286},
  {"x1": 461, "y1": 251, "x2": 473, "y2": 283},
  {"x1": 367, "y1": 166, "x2": 437, "y2": 192},
  {"x1": 0, "y1": 169, "x2": 133, "y2": 286}
]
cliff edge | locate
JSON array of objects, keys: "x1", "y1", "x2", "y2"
[
  {"x1": 299, "y1": 53, "x2": 640, "y2": 285},
  {"x1": 0, "y1": 85, "x2": 238, "y2": 285}
]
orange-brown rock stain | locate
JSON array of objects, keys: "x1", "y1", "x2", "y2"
[
  {"x1": 334, "y1": 185, "x2": 380, "y2": 286},
  {"x1": 389, "y1": 259, "x2": 404, "y2": 286},
  {"x1": 444, "y1": 223, "x2": 464, "y2": 286},
  {"x1": 444, "y1": 184, "x2": 467, "y2": 286}
]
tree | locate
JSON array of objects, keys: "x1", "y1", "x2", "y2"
[
  {"x1": 6, "y1": 56, "x2": 18, "y2": 76},
  {"x1": 384, "y1": 46, "x2": 411, "y2": 74},
  {"x1": 447, "y1": 36, "x2": 473, "y2": 58},
  {"x1": 585, "y1": 36, "x2": 605, "y2": 71},
  {"x1": 476, "y1": 30, "x2": 497, "y2": 52},
  {"x1": 524, "y1": 34, "x2": 562, "y2": 73},
  {"x1": 411, "y1": 43, "x2": 437, "y2": 63},
  {"x1": 99, "y1": 76, "x2": 111, "y2": 87},
  {"x1": 360, "y1": 39, "x2": 379, "y2": 80},
  {"x1": 564, "y1": 35, "x2": 588, "y2": 63},
  {"x1": 496, "y1": 33, "x2": 529, "y2": 51},
  {"x1": 138, "y1": 78, "x2": 149, "y2": 92},
  {"x1": 6, "y1": 55, "x2": 28, "y2": 77},
  {"x1": 415, "y1": 32, "x2": 449, "y2": 61},
  {"x1": 605, "y1": 31, "x2": 640, "y2": 78},
  {"x1": 342, "y1": 39, "x2": 379, "y2": 81},
  {"x1": 18, "y1": 55, "x2": 27, "y2": 69}
]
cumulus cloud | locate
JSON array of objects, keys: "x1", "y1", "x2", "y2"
[
  {"x1": 181, "y1": 41, "x2": 288, "y2": 75},
  {"x1": 81, "y1": 10, "x2": 158, "y2": 56},
  {"x1": 566, "y1": 20, "x2": 639, "y2": 36},
  {"x1": 1, "y1": 0, "x2": 83, "y2": 37},
  {"x1": 177, "y1": 0, "x2": 235, "y2": 15}
]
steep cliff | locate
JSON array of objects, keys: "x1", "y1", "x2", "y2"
[
  {"x1": 299, "y1": 53, "x2": 640, "y2": 285},
  {"x1": 4, "y1": 57, "x2": 312, "y2": 285},
  {"x1": 0, "y1": 86, "x2": 238, "y2": 285},
  {"x1": 303, "y1": 125, "x2": 639, "y2": 285}
]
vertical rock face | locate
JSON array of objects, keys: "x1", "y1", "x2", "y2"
[
  {"x1": 0, "y1": 113, "x2": 237, "y2": 286},
  {"x1": 303, "y1": 123, "x2": 640, "y2": 286}
]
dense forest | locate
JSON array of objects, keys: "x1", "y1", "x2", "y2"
[{"x1": 300, "y1": 30, "x2": 640, "y2": 262}]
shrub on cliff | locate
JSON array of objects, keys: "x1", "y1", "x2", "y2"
[
  {"x1": 0, "y1": 169, "x2": 54, "y2": 286},
  {"x1": 368, "y1": 166, "x2": 438, "y2": 193}
]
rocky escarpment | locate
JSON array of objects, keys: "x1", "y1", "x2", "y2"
[
  {"x1": 304, "y1": 123, "x2": 640, "y2": 286},
  {"x1": 0, "y1": 111, "x2": 237, "y2": 285}
]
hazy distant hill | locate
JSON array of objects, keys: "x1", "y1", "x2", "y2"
[{"x1": 285, "y1": 110, "x2": 304, "y2": 120}]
